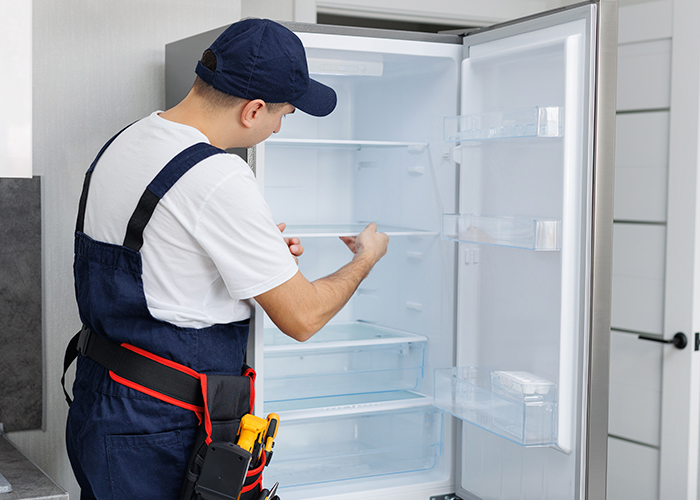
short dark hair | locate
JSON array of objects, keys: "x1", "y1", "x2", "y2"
[{"x1": 192, "y1": 49, "x2": 288, "y2": 113}]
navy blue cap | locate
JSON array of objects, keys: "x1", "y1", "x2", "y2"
[{"x1": 195, "y1": 18, "x2": 337, "y2": 117}]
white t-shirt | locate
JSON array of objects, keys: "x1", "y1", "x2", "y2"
[{"x1": 83, "y1": 112, "x2": 298, "y2": 328}]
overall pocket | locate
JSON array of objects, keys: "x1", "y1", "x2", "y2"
[{"x1": 106, "y1": 429, "x2": 190, "y2": 500}]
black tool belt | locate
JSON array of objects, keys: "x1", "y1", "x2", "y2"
[
  {"x1": 62, "y1": 326, "x2": 265, "y2": 500},
  {"x1": 62, "y1": 325, "x2": 204, "y2": 409}
]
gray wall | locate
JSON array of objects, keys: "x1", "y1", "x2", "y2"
[
  {"x1": 7, "y1": 2, "x2": 242, "y2": 498},
  {"x1": 0, "y1": 177, "x2": 42, "y2": 433}
]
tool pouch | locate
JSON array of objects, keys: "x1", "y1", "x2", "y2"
[
  {"x1": 180, "y1": 366, "x2": 262, "y2": 500},
  {"x1": 240, "y1": 452, "x2": 266, "y2": 500}
]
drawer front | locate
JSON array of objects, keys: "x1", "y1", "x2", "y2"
[
  {"x1": 608, "y1": 331, "x2": 662, "y2": 446},
  {"x1": 617, "y1": 39, "x2": 671, "y2": 111},
  {"x1": 607, "y1": 437, "x2": 659, "y2": 500},
  {"x1": 614, "y1": 112, "x2": 669, "y2": 222},
  {"x1": 265, "y1": 404, "x2": 442, "y2": 487},
  {"x1": 611, "y1": 223, "x2": 666, "y2": 334}
]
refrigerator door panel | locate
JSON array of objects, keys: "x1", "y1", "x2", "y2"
[
  {"x1": 460, "y1": 15, "x2": 587, "y2": 457},
  {"x1": 446, "y1": 2, "x2": 615, "y2": 499}
]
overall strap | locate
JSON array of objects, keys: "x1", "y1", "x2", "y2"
[
  {"x1": 76, "y1": 123, "x2": 134, "y2": 233},
  {"x1": 123, "y1": 142, "x2": 225, "y2": 251}
]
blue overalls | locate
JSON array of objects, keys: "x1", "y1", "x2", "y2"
[{"x1": 66, "y1": 131, "x2": 250, "y2": 500}]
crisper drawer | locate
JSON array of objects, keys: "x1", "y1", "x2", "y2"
[
  {"x1": 264, "y1": 392, "x2": 442, "y2": 487},
  {"x1": 264, "y1": 323, "x2": 427, "y2": 402}
]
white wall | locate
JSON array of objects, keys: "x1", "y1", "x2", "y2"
[
  {"x1": 0, "y1": 0, "x2": 32, "y2": 178},
  {"x1": 6, "y1": 2, "x2": 241, "y2": 498},
  {"x1": 305, "y1": 0, "x2": 566, "y2": 26},
  {"x1": 242, "y1": 0, "x2": 295, "y2": 22}
]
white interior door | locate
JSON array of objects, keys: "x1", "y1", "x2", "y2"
[{"x1": 658, "y1": 0, "x2": 700, "y2": 498}]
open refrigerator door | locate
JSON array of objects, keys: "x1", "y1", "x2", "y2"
[{"x1": 436, "y1": 2, "x2": 615, "y2": 499}]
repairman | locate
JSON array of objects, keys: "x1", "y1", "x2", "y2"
[{"x1": 63, "y1": 18, "x2": 389, "y2": 500}]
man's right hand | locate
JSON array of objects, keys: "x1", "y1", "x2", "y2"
[
  {"x1": 256, "y1": 222, "x2": 389, "y2": 342},
  {"x1": 340, "y1": 223, "x2": 389, "y2": 264}
]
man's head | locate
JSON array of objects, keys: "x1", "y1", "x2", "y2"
[{"x1": 194, "y1": 18, "x2": 337, "y2": 117}]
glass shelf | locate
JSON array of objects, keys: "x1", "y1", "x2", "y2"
[
  {"x1": 265, "y1": 390, "x2": 432, "y2": 419},
  {"x1": 264, "y1": 392, "x2": 442, "y2": 487},
  {"x1": 264, "y1": 323, "x2": 427, "y2": 402},
  {"x1": 281, "y1": 223, "x2": 438, "y2": 238},
  {"x1": 265, "y1": 322, "x2": 428, "y2": 351},
  {"x1": 442, "y1": 214, "x2": 561, "y2": 251},
  {"x1": 265, "y1": 138, "x2": 428, "y2": 151},
  {"x1": 434, "y1": 367, "x2": 557, "y2": 447},
  {"x1": 444, "y1": 106, "x2": 563, "y2": 142}
]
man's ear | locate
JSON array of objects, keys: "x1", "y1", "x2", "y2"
[{"x1": 241, "y1": 99, "x2": 266, "y2": 129}]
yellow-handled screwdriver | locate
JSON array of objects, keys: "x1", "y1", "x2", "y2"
[{"x1": 263, "y1": 413, "x2": 280, "y2": 454}]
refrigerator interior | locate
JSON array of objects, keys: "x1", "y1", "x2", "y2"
[{"x1": 256, "y1": 32, "x2": 463, "y2": 497}]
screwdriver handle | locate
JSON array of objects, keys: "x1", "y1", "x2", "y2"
[{"x1": 264, "y1": 413, "x2": 280, "y2": 453}]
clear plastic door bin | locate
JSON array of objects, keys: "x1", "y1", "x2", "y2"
[{"x1": 434, "y1": 367, "x2": 557, "y2": 446}]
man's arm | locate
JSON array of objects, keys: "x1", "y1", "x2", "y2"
[{"x1": 254, "y1": 223, "x2": 388, "y2": 341}]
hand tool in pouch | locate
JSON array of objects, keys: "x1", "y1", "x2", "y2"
[
  {"x1": 256, "y1": 481, "x2": 279, "y2": 500},
  {"x1": 195, "y1": 441, "x2": 251, "y2": 500},
  {"x1": 196, "y1": 414, "x2": 277, "y2": 500},
  {"x1": 260, "y1": 413, "x2": 279, "y2": 466}
]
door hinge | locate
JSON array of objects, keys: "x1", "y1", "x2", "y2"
[{"x1": 430, "y1": 495, "x2": 463, "y2": 500}]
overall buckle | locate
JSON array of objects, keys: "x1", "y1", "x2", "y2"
[{"x1": 76, "y1": 325, "x2": 93, "y2": 354}]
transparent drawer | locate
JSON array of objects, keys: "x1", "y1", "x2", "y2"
[
  {"x1": 434, "y1": 367, "x2": 557, "y2": 446},
  {"x1": 444, "y1": 106, "x2": 563, "y2": 142},
  {"x1": 264, "y1": 392, "x2": 442, "y2": 487},
  {"x1": 264, "y1": 323, "x2": 427, "y2": 402},
  {"x1": 442, "y1": 214, "x2": 561, "y2": 251}
]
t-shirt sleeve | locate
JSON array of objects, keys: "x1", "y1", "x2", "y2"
[{"x1": 193, "y1": 163, "x2": 299, "y2": 300}]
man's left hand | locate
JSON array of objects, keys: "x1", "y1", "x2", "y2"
[{"x1": 277, "y1": 222, "x2": 304, "y2": 263}]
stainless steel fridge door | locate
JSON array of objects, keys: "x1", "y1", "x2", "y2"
[{"x1": 445, "y1": 2, "x2": 617, "y2": 499}]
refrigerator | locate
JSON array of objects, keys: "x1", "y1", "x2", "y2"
[{"x1": 165, "y1": 1, "x2": 617, "y2": 499}]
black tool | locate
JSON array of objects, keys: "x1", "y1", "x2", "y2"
[
  {"x1": 256, "y1": 481, "x2": 279, "y2": 500},
  {"x1": 195, "y1": 442, "x2": 251, "y2": 500}
]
